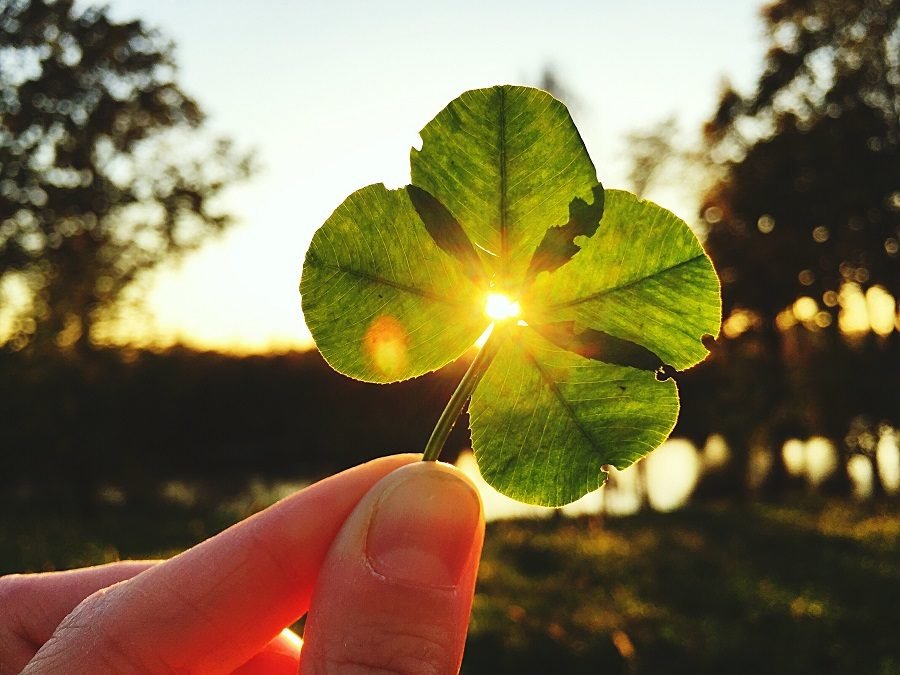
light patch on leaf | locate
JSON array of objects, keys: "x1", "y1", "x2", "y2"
[{"x1": 364, "y1": 315, "x2": 409, "y2": 377}]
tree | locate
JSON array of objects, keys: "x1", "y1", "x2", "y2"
[
  {"x1": 624, "y1": 116, "x2": 679, "y2": 200},
  {"x1": 700, "y1": 0, "x2": 899, "y2": 495},
  {"x1": 537, "y1": 67, "x2": 578, "y2": 111},
  {"x1": 0, "y1": 0, "x2": 252, "y2": 355}
]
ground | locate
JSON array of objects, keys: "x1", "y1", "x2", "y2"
[{"x1": 3, "y1": 495, "x2": 897, "y2": 674}]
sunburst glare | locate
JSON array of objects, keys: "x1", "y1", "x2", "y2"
[{"x1": 485, "y1": 293, "x2": 520, "y2": 321}]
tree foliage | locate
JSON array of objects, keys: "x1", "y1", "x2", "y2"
[
  {"x1": 697, "y1": 0, "x2": 899, "y2": 495},
  {"x1": 0, "y1": 0, "x2": 251, "y2": 354},
  {"x1": 624, "y1": 116, "x2": 679, "y2": 199},
  {"x1": 703, "y1": 0, "x2": 899, "y2": 320}
]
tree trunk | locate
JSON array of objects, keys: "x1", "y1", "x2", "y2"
[
  {"x1": 693, "y1": 435, "x2": 751, "y2": 502},
  {"x1": 820, "y1": 446, "x2": 853, "y2": 497},
  {"x1": 869, "y1": 452, "x2": 886, "y2": 500},
  {"x1": 635, "y1": 459, "x2": 651, "y2": 512}
]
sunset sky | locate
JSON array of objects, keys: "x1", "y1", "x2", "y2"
[{"x1": 105, "y1": 0, "x2": 768, "y2": 353}]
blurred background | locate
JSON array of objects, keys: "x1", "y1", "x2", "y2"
[{"x1": 1, "y1": 0, "x2": 898, "y2": 672}]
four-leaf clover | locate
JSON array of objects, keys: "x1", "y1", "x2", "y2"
[{"x1": 301, "y1": 85, "x2": 721, "y2": 507}]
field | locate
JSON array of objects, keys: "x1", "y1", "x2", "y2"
[{"x1": 3, "y1": 496, "x2": 898, "y2": 674}]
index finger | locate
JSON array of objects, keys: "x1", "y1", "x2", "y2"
[
  {"x1": 1, "y1": 561, "x2": 157, "y2": 674},
  {"x1": 22, "y1": 454, "x2": 418, "y2": 674}
]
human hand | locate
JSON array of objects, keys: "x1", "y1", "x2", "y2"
[{"x1": 0, "y1": 455, "x2": 485, "y2": 674}]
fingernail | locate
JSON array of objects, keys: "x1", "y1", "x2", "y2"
[{"x1": 366, "y1": 466, "x2": 481, "y2": 588}]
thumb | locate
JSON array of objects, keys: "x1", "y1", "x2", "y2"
[{"x1": 299, "y1": 461, "x2": 484, "y2": 675}]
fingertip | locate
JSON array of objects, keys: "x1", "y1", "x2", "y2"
[{"x1": 366, "y1": 462, "x2": 484, "y2": 588}]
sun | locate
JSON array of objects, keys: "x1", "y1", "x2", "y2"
[{"x1": 485, "y1": 292, "x2": 520, "y2": 321}]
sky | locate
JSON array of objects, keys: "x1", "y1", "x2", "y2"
[{"x1": 103, "y1": 0, "x2": 770, "y2": 353}]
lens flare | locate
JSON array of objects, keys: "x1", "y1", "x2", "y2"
[{"x1": 364, "y1": 314, "x2": 408, "y2": 376}]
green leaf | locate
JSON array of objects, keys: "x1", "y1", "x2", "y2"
[
  {"x1": 470, "y1": 328, "x2": 679, "y2": 507},
  {"x1": 301, "y1": 86, "x2": 722, "y2": 507},
  {"x1": 405, "y1": 185, "x2": 488, "y2": 287},
  {"x1": 526, "y1": 190, "x2": 721, "y2": 371},
  {"x1": 530, "y1": 321, "x2": 664, "y2": 373},
  {"x1": 301, "y1": 183, "x2": 487, "y2": 383},
  {"x1": 411, "y1": 85, "x2": 598, "y2": 287},
  {"x1": 525, "y1": 184, "x2": 605, "y2": 282}
]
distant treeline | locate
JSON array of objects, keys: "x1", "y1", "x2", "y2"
[
  {"x1": 0, "y1": 348, "x2": 472, "y2": 503},
  {"x1": 1, "y1": 333, "x2": 897, "y2": 505}
]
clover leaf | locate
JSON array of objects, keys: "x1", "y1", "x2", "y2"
[{"x1": 300, "y1": 85, "x2": 721, "y2": 507}]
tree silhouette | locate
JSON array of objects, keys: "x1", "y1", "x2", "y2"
[
  {"x1": 700, "y1": 0, "x2": 899, "y2": 495},
  {"x1": 0, "y1": 0, "x2": 252, "y2": 355},
  {"x1": 624, "y1": 116, "x2": 679, "y2": 200}
]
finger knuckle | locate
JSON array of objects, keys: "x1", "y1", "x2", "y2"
[
  {"x1": 308, "y1": 618, "x2": 454, "y2": 675},
  {"x1": 0, "y1": 573, "x2": 31, "y2": 607},
  {"x1": 0, "y1": 574, "x2": 35, "y2": 675},
  {"x1": 31, "y1": 588, "x2": 154, "y2": 674}
]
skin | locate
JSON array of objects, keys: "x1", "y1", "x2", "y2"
[{"x1": 0, "y1": 455, "x2": 485, "y2": 674}]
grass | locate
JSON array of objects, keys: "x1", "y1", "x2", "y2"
[
  {"x1": 470, "y1": 502, "x2": 899, "y2": 674},
  {"x1": 2, "y1": 495, "x2": 897, "y2": 674}
]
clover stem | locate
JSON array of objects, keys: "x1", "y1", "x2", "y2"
[{"x1": 421, "y1": 324, "x2": 506, "y2": 462}]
